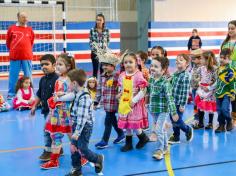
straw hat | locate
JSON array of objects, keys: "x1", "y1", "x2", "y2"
[{"x1": 190, "y1": 48, "x2": 203, "y2": 57}]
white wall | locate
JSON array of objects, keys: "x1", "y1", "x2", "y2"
[{"x1": 153, "y1": 0, "x2": 236, "y2": 21}]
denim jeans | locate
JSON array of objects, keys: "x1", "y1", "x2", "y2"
[
  {"x1": 8, "y1": 60, "x2": 32, "y2": 96},
  {"x1": 44, "y1": 113, "x2": 52, "y2": 151},
  {"x1": 152, "y1": 112, "x2": 169, "y2": 151},
  {"x1": 71, "y1": 123, "x2": 99, "y2": 171},
  {"x1": 102, "y1": 111, "x2": 124, "y2": 143},
  {"x1": 216, "y1": 95, "x2": 231, "y2": 125},
  {"x1": 170, "y1": 105, "x2": 190, "y2": 140}
]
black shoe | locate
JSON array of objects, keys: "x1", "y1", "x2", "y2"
[
  {"x1": 205, "y1": 123, "x2": 213, "y2": 130},
  {"x1": 65, "y1": 168, "x2": 82, "y2": 176},
  {"x1": 168, "y1": 135, "x2": 180, "y2": 144},
  {"x1": 136, "y1": 132, "x2": 149, "y2": 149},
  {"x1": 215, "y1": 124, "x2": 225, "y2": 133},
  {"x1": 226, "y1": 121, "x2": 234, "y2": 131},
  {"x1": 192, "y1": 123, "x2": 204, "y2": 129},
  {"x1": 95, "y1": 154, "x2": 104, "y2": 173},
  {"x1": 121, "y1": 135, "x2": 133, "y2": 152},
  {"x1": 186, "y1": 126, "x2": 194, "y2": 142},
  {"x1": 39, "y1": 150, "x2": 51, "y2": 161}
]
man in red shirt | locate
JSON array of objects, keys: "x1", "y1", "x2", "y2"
[{"x1": 6, "y1": 11, "x2": 34, "y2": 99}]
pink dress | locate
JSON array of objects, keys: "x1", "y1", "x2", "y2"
[
  {"x1": 118, "y1": 71, "x2": 148, "y2": 129},
  {"x1": 13, "y1": 87, "x2": 35, "y2": 109}
]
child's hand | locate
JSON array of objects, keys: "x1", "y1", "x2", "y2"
[
  {"x1": 55, "y1": 91, "x2": 65, "y2": 97},
  {"x1": 116, "y1": 93, "x2": 122, "y2": 100},
  {"x1": 203, "y1": 87, "x2": 209, "y2": 92},
  {"x1": 70, "y1": 144, "x2": 78, "y2": 154},
  {"x1": 71, "y1": 134, "x2": 79, "y2": 141},
  {"x1": 230, "y1": 96, "x2": 235, "y2": 102},
  {"x1": 28, "y1": 99, "x2": 33, "y2": 104},
  {"x1": 129, "y1": 101, "x2": 134, "y2": 108},
  {"x1": 179, "y1": 106, "x2": 185, "y2": 112},
  {"x1": 172, "y1": 114, "x2": 179, "y2": 122},
  {"x1": 53, "y1": 95, "x2": 58, "y2": 102}
]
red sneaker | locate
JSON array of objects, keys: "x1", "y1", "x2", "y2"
[
  {"x1": 40, "y1": 160, "x2": 59, "y2": 169},
  {"x1": 81, "y1": 157, "x2": 88, "y2": 166}
]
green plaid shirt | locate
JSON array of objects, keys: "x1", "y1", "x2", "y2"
[
  {"x1": 147, "y1": 76, "x2": 177, "y2": 116},
  {"x1": 171, "y1": 70, "x2": 191, "y2": 108}
]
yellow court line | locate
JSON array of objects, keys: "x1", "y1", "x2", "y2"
[{"x1": 164, "y1": 116, "x2": 194, "y2": 176}]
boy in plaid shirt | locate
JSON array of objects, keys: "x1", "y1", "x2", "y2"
[
  {"x1": 65, "y1": 69, "x2": 104, "y2": 176},
  {"x1": 147, "y1": 56, "x2": 178, "y2": 160},
  {"x1": 93, "y1": 44, "x2": 124, "y2": 149},
  {"x1": 169, "y1": 54, "x2": 193, "y2": 144}
]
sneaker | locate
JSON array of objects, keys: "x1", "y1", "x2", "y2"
[
  {"x1": 40, "y1": 160, "x2": 59, "y2": 169},
  {"x1": 95, "y1": 154, "x2": 104, "y2": 173},
  {"x1": 215, "y1": 124, "x2": 226, "y2": 133},
  {"x1": 113, "y1": 135, "x2": 125, "y2": 144},
  {"x1": 226, "y1": 121, "x2": 234, "y2": 131},
  {"x1": 39, "y1": 150, "x2": 51, "y2": 161},
  {"x1": 65, "y1": 168, "x2": 82, "y2": 176},
  {"x1": 168, "y1": 135, "x2": 180, "y2": 144},
  {"x1": 192, "y1": 123, "x2": 204, "y2": 129},
  {"x1": 205, "y1": 123, "x2": 213, "y2": 130},
  {"x1": 152, "y1": 150, "x2": 164, "y2": 160},
  {"x1": 186, "y1": 126, "x2": 194, "y2": 142},
  {"x1": 95, "y1": 141, "x2": 108, "y2": 149}
]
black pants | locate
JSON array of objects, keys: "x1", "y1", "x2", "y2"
[
  {"x1": 102, "y1": 111, "x2": 124, "y2": 143},
  {"x1": 91, "y1": 52, "x2": 103, "y2": 78},
  {"x1": 232, "y1": 95, "x2": 236, "y2": 112}
]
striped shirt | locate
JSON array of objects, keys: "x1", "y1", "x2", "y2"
[
  {"x1": 171, "y1": 70, "x2": 191, "y2": 108},
  {"x1": 95, "y1": 71, "x2": 119, "y2": 112},
  {"x1": 71, "y1": 90, "x2": 94, "y2": 138}
]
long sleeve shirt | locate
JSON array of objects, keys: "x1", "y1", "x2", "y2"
[
  {"x1": 187, "y1": 36, "x2": 202, "y2": 50},
  {"x1": 171, "y1": 70, "x2": 191, "y2": 108}
]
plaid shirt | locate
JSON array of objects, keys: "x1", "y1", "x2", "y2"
[
  {"x1": 89, "y1": 27, "x2": 110, "y2": 52},
  {"x1": 70, "y1": 90, "x2": 94, "y2": 138},
  {"x1": 95, "y1": 71, "x2": 119, "y2": 112},
  {"x1": 148, "y1": 76, "x2": 177, "y2": 116},
  {"x1": 171, "y1": 70, "x2": 191, "y2": 108}
]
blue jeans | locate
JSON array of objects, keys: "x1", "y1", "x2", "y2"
[
  {"x1": 44, "y1": 113, "x2": 52, "y2": 151},
  {"x1": 216, "y1": 95, "x2": 231, "y2": 125},
  {"x1": 8, "y1": 60, "x2": 32, "y2": 96},
  {"x1": 170, "y1": 105, "x2": 190, "y2": 140},
  {"x1": 152, "y1": 112, "x2": 168, "y2": 151},
  {"x1": 71, "y1": 123, "x2": 98, "y2": 171},
  {"x1": 102, "y1": 111, "x2": 124, "y2": 143}
]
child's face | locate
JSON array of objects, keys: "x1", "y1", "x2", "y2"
[
  {"x1": 23, "y1": 79, "x2": 31, "y2": 89},
  {"x1": 150, "y1": 59, "x2": 165, "y2": 78},
  {"x1": 151, "y1": 49, "x2": 162, "y2": 59},
  {"x1": 70, "y1": 80, "x2": 78, "y2": 91},
  {"x1": 191, "y1": 56, "x2": 201, "y2": 65},
  {"x1": 176, "y1": 56, "x2": 188, "y2": 70},
  {"x1": 102, "y1": 63, "x2": 115, "y2": 74},
  {"x1": 228, "y1": 23, "x2": 236, "y2": 38},
  {"x1": 123, "y1": 55, "x2": 136, "y2": 74},
  {"x1": 219, "y1": 55, "x2": 230, "y2": 66},
  {"x1": 200, "y1": 56, "x2": 207, "y2": 66},
  {"x1": 40, "y1": 60, "x2": 55, "y2": 74},
  {"x1": 88, "y1": 80, "x2": 96, "y2": 89},
  {"x1": 56, "y1": 58, "x2": 69, "y2": 76}
]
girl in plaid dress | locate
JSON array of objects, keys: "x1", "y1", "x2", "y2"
[
  {"x1": 117, "y1": 53, "x2": 149, "y2": 152},
  {"x1": 41, "y1": 53, "x2": 75, "y2": 169}
]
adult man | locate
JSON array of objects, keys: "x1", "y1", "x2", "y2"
[{"x1": 6, "y1": 11, "x2": 34, "y2": 99}]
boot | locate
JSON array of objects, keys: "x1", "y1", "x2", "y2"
[
  {"x1": 231, "y1": 112, "x2": 236, "y2": 126},
  {"x1": 120, "y1": 135, "x2": 133, "y2": 152},
  {"x1": 226, "y1": 121, "x2": 234, "y2": 131},
  {"x1": 40, "y1": 153, "x2": 59, "y2": 169},
  {"x1": 136, "y1": 132, "x2": 149, "y2": 149}
]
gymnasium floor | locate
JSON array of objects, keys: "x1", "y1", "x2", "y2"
[{"x1": 1, "y1": 67, "x2": 236, "y2": 176}]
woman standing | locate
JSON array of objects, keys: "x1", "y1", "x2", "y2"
[
  {"x1": 221, "y1": 20, "x2": 236, "y2": 125},
  {"x1": 89, "y1": 13, "x2": 110, "y2": 78}
]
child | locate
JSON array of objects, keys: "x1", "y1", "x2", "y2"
[
  {"x1": 117, "y1": 52, "x2": 149, "y2": 152},
  {"x1": 136, "y1": 50, "x2": 150, "y2": 81},
  {"x1": 92, "y1": 43, "x2": 125, "y2": 149},
  {"x1": 40, "y1": 53, "x2": 75, "y2": 169},
  {"x1": 168, "y1": 54, "x2": 193, "y2": 144},
  {"x1": 31, "y1": 54, "x2": 58, "y2": 161},
  {"x1": 147, "y1": 56, "x2": 178, "y2": 160},
  {"x1": 87, "y1": 77, "x2": 97, "y2": 101},
  {"x1": 190, "y1": 49, "x2": 202, "y2": 127},
  {"x1": 187, "y1": 29, "x2": 202, "y2": 50},
  {"x1": 221, "y1": 20, "x2": 236, "y2": 125},
  {"x1": 194, "y1": 51, "x2": 217, "y2": 129},
  {"x1": 215, "y1": 48, "x2": 236, "y2": 132},
  {"x1": 0, "y1": 94, "x2": 10, "y2": 112},
  {"x1": 64, "y1": 69, "x2": 104, "y2": 176},
  {"x1": 13, "y1": 76, "x2": 35, "y2": 110}
]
